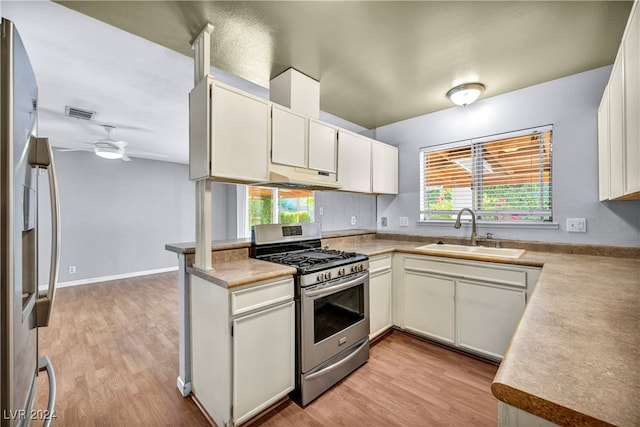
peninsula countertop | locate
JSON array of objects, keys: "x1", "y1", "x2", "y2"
[{"x1": 167, "y1": 233, "x2": 639, "y2": 425}]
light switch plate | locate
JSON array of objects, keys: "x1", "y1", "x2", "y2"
[{"x1": 567, "y1": 218, "x2": 586, "y2": 232}]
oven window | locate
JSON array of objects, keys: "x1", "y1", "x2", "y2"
[{"x1": 314, "y1": 284, "x2": 364, "y2": 343}]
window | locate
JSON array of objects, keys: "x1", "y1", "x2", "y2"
[
  {"x1": 420, "y1": 126, "x2": 552, "y2": 222},
  {"x1": 247, "y1": 186, "x2": 314, "y2": 234}
]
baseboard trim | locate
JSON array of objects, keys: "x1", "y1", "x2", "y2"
[{"x1": 50, "y1": 266, "x2": 179, "y2": 289}]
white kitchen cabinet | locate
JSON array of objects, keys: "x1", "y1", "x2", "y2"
[
  {"x1": 403, "y1": 269, "x2": 455, "y2": 345},
  {"x1": 456, "y1": 280, "x2": 526, "y2": 359},
  {"x1": 598, "y1": 86, "x2": 610, "y2": 202},
  {"x1": 371, "y1": 141, "x2": 399, "y2": 195},
  {"x1": 190, "y1": 274, "x2": 295, "y2": 427},
  {"x1": 190, "y1": 77, "x2": 270, "y2": 183},
  {"x1": 337, "y1": 129, "x2": 372, "y2": 193},
  {"x1": 597, "y1": 1, "x2": 640, "y2": 200},
  {"x1": 233, "y1": 300, "x2": 295, "y2": 425},
  {"x1": 399, "y1": 255, "x2": 540, "y2": 360},
  {"x1": 369, "y1": 254, "x2": 393, "y2": 340},
  {"x1": 623, "y1": 0, "x2": 640, "y2": 196},
  {"x1": 609, "y1": 53, "x2": 626, "y2": 200},
  {"x1": 271, "y1": 104, "x2": 306, "y2": 168},
  {"x1": 498, "y1": 402, "x2": 560, "y2": 427},
  {"x1": 308, "y1": 118, "x2": 337, "y2": 173}
]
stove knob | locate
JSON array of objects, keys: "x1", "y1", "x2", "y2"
[
  {"x1": 338, "y1": 268, "x2": 345, "y2": 276},
  {"x1": 317, "y1": 274, "x2": 324, "y2": 282},
  {"x1": 351, "y1": 265, "x2": 357, "y2": 273},
  {"x1": 357, "y1": 264, "x2": 363, "y2": 272},
  {"x1": 324, "y1": 272, "x2": 332, "y2": 280}
]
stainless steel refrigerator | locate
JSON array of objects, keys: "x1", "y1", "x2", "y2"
[{"x1": 1, "y1": 18, "x2": 60, "y2": 427}]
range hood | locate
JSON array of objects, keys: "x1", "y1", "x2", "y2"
[
  {"x1": 261, "y1": 164, "x2": 342, "y2": 190},
  {"x1": 265, "y1": 68, "x2": 342, "y2": 191}
]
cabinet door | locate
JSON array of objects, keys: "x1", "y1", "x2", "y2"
[
  {"x1": 271, "y1": 105, "x2": 307, "y2": 168},
  {"x1": 308, "y1": 119, "x2": 337, "y2": 173},
  {"x1": 456, "y1": 280, "x2": 525, "y2": 360},
  {"x1": 233, "y1": 301, "x2": 295, "y2": 425},
  {"x1": 369, "y1": 261, "x2": 393, "y2": 340},
  {"x1": 623, "y1": 2, "x2": 640, "y2": 196},
  {"x1": 609, "y1": 53, "x2": 625, "y2": 199},
  {"x1": 337, "y1": 131, "x2": 372, "y2": 193},
  {"x1": 598, "y1": 86, "x2": 610, "y2": 202},
  {"x1": 403, "y1": 272, "x2": 454, "y2": 344},
  {"x1": 211, "y1": 85, "x2": 270, "y2": 182},
  {"x1": 371, "y1": 141, "x2": 399, "y2": 194}
]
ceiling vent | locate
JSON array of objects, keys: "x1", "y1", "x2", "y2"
[{"x1": 65, "y1": 106, "x2": 96, "y2": 121}]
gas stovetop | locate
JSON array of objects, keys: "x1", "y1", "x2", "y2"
[{"x1": 257, "y1": 247, "x2": 368, "y2": 275}]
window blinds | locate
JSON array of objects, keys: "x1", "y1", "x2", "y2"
[{"x1": 420, "y1": 126, "x2": 552, "y2": 222}]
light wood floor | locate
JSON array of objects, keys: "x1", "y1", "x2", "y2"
[{"x1": 35, "y1": 272, "x2": 499, "y2": 427}]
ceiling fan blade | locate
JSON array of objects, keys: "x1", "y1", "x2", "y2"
[
  {"x1": 55, "y1": 148, "x2": 92, "y2": 152},
  {"x1": 121, "y1": 154, "x2": 132, "y2": 162},
  {"x1": 127, "y1": 150, "x2": 168, "y2": 158}
]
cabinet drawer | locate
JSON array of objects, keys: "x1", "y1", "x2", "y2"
[
  {"x1": 404, "y1": 256, "x2": 527, "y2": 288},
  {"x1": 231, "y1": 276, "x2": 294, "y2": 316},
  {"x1": 370, "y1": 254, "x2": 392, "y2": 275}
]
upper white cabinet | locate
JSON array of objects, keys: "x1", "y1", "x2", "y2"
[
  {"x1": 337, "y1": 129, "x2": 372, "y2": 193},
  {"x1": 623, "y1": 0, "x2": 640, "y2": 196},
  {"x1": 598, "y1": 0, "x2": 640, "y2": 200},
  {"x1": 271, "y1": 105, "x2": 307, "y2": 168},
  {"x1": 598, "y1": 86, "x2": 610, "y2": 201},
  {"x1": 308, "y1": 118, "x2": 338, "y2": 173},
  {"x1": 371, "y1": 141, "x2": 399, "y2": 194},
  {"x1": 190, "y1": 77, "x2": 270, "y2": 183},
  {"x1": 269, "y1": 104, "x2": 339, "y2": 187},
  {"x1": 337, "y1": 130, "x2": 399, "y2": 194}
]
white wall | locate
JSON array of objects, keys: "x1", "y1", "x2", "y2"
[
  {"x1": 376, "y1": 66, "x2": 640, "y2": 247},
  {"x1": 40, "y1": 151, "x2": 236, "y2": 284}
]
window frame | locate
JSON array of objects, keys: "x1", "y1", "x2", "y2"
[{"x1": 419, "y1": 125, "x2": 553, "y2": 225}]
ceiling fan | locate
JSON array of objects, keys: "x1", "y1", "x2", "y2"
[{"x1": 55, "y1": 125, "x2": 167, "y2": 161}]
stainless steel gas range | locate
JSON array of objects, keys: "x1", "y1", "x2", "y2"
[{"x1": 251, "y1": 223, "x2": 370, "y2": 406}]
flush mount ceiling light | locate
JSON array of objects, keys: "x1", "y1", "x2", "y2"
[{"x1": 446, "y1": 83, "x2": 485, "y2": 107}]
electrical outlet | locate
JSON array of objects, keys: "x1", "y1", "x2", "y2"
[
  {"x1": 399, "y1": 216, "x2": 409, "y2": 227},
  {"x1": 567, "y1": 218, "x2": 586, "y2": 232},
  {"x1": 69, "y1": 266, "x2": 76, "y2": 274},
  {"x1": 319, "y1": 207, "x2": 324, "y2": 216},
  {"x1": 350, "y1": 216, "x2": 357, "y2": 225},
  {"x1": 381, "y1": 217, "x2": 388, "y2": 227}
]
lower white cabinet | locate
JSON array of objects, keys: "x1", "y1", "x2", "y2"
[
  {"x1": 233, "y1": 301, "x2": 295, "y2": 424},
  {"x1": 400, "y1": 255, "x2": 539, "y2": 360},
  {"x1": 456, "y1": 280, "x2": 525, "y2": 359},
  {"x1": 403, "y1": 271, "x2": 455, "y2": 344},
  {"x1": 190, "y1": 274, "x2": 295, "y2": 427},
  {"x1": 369, "y1": 254, "x2": 393, "y2": 339}
]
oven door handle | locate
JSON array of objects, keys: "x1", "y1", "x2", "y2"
[
  {"x1": 305, "y1": 339, "x2": 369, "y2": 381},
  {"x1": 304, "y1": 271, "x2": 368, "y2": 298}
]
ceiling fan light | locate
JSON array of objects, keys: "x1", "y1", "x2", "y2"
[
  {"x1": 446, "y1": 83, "x2": 485, "y2": 107},
  {"x1": 94, "y1": 146, "x2": 123, "y2": 159}
]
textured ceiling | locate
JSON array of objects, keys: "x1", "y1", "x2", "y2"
[
  {"x1": 2, "y1": 1, "x2": 633, "y2": 164},
  {"x1": 55, "y1": 1, "x2": 632, "y2": 129}
]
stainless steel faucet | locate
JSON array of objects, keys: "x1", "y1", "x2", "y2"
[{"x1": 454, "y1": 208, "x2": 477, "y2": 246}]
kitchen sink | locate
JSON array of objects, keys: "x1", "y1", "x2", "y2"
[{"x1": 415, "y1": 243, "x2": 526, "y2": 259}]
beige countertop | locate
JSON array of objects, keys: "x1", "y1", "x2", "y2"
[
  {"x1": 325, "y1": 236, "x2": 640, "y2": 427},
  {"x1": 168, "y1": 232, "x2": 639, "y2": 425}
]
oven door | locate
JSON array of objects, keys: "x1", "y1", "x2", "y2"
[{"x1": 300, "y1": 270, "x2": 370, "y2": 373}]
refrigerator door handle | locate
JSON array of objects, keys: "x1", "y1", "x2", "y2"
[
  {"x1": 38, "y1": 355, "x2": 57, "y2": 427},
  {"x1": 34, "y1": 137, "x2": 60, "y2": 327}
]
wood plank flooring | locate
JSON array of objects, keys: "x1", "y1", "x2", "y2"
[{"x1": 35, "y1": 272, "x2": 498, "y2": 427}]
